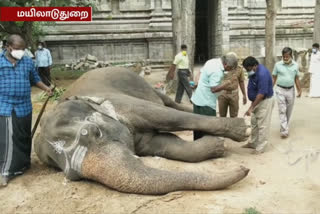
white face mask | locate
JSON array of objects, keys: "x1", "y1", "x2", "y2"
[
  {"x1": 248, "y1": 70, "x2": 255, "y2": 77},
  {"x1": 10, "y1": 49, "x2": 25, "y2": 60},
  {"x1": 312, "y1": 48, "x2": 318, "y2": 54},
  {"x1": 38, "y1": 45, "x2": 43, "y2": 49}
]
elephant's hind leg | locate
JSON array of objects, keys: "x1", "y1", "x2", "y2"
[
  {"x1": 153, "y1": 89, "x2": 192, "y2": 112},
  {"x1": 135, "y1": 133, "x2": 225, "y2": 162}
]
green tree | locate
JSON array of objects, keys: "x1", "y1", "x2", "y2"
[{"x1": 0, "y1": 0, "x2": 93, "y2": 48}]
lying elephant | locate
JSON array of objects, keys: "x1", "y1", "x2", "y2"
[{"x1": 34, "y1": 67, "x2": 251, "y2": 195}]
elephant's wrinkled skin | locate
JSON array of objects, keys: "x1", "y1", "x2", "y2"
[{"x1": 34, "y1": 67, "x2": 251, "y2": 195}]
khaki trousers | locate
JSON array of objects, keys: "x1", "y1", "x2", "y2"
[
  {"x1": 250, "y1": 97, "x2": 275, "y2": 152},
  {"x1": 218, "y1": 91, "x2": 239, "y2": 117}
]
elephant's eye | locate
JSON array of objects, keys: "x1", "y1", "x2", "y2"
[{"x1": 81, "y1": 129, "x2": 88, "y2": 136}]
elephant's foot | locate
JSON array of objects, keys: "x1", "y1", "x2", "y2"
[{"x1": 222, "y1": 117, "x2": 251, "y2": 142}]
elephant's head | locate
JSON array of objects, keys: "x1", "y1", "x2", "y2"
[{"x1": 34, "y1": 96, "x2": 134, "y2": 180}]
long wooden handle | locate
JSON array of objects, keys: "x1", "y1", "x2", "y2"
[{"x1": 31, "y1": 85, "x2": 56, "y2": 139}]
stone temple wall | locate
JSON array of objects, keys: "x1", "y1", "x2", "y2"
[
  {"x1": 225, "y1": 0, "x2": 315, "y2": 60},
  {"x1": 43, "y1": 0, "x2": 316, "y2": 66},
  {"x1": 43, "y1": 0, "x2": 174, "y2": 67}
]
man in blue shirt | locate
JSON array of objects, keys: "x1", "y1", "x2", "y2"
[
  {"x1": 242, "y1": 56, "x2": 274, "y2": 154},
  {"x1": 35, "y1": 41, "x2": 52, "y2": 86},
  {"x1": 0, "y1": 34, "x2": 52, "y2": 186}
]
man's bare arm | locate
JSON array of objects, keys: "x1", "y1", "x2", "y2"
[
  {"x1": 244, "y1": 94, "x2": 265, "y2": 116},
  {"x1": 295, "y1": 75, "x2": 302, "y2": 97}
]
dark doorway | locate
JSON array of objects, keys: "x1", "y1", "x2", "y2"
[{"x1": 195, "y1": 0, "x2": 209, "y2": 63}]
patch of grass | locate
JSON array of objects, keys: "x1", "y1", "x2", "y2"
[
  {"x1": 243, "y1": 207, "x2": 261, "y2": 214},
  {"x1": 50, "y1": 65, "x2": 87, "y2": 80},
  {"x1": 37, "y1": 87, "x2": 66, "y2": 102}
]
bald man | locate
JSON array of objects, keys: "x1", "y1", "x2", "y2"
[{"x1": 0, "y1": 34, "x2": 52, "y2": 186}]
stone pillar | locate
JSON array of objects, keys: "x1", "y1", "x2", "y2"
[
  {"x1": 111, "y1": 0, "x2": 120, "y2": 14},
  {"x1": 155, "y1": 0, "x2": 163, "y2": 12}
]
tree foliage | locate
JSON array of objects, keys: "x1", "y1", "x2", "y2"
[{"x1": 0, "y1": 0, "x2": 94, "y2": 48}]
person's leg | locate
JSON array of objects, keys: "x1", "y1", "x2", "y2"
[
  {"x1": 179, "y1": 70, "x2": 193, "y2": 99},
  {"x1": 0, "y1": 110, "x2": 31, "y2": 186},
  {"x1": 175, "y1": 71, "x2": 185, "y2": 103},
  {"x1": 218, "y1": 94, "x2": 228, "y2": 117},
  {"x1": 253, "y1": 98, "x2": 274, "y2": 153},
  {"x1": 276, "y1": 87, "x2": 289, "y2": 137},
  {"x1": 0, "y1": 115, "x2": 10, "y2": 186},
  {"x1": 309, "y1": 73, "x2": 314, "y2": 97},
  {"x1": 44, "y1": 66, "x2": 51, "y2": 86},
  {"x1": 242, "y1": 109, "x2": 259, "y2": 149},
  {"x1": 229, "y1": 93, "x2": 239, "y2": 118},
  {"x1": 286, "y1": 88, "x2": 295, "y2": 126},
  {"x1": 38, "y1": 67, "x2": 50, "y2": 86},
  {"x1": 193, "y1": 104, "x2": 216, "y2": 141},
  {"x1": 10, "y1": 111, "x2": 32, "y2": 174}
]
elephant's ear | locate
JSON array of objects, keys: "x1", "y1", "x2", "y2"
[{"x1": 69, "y1": 96, "x2": 119, "y2": 121}]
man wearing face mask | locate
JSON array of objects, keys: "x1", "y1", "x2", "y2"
[
  {"x1": 191, "y1": 54, "x2": 238, "y2": 140},
  {"x1": 309, "y1": 43, "x2": 320, "y2": 97},
  {"x1": 0, "y1": 34, "x2": 52, "y2": 186},
  {"x1": 242, "y1": 56, "x2": 274, "y2": 154},
  {"x1": 166, "y1": 44, "x2": 192, "y2": 103},
  {"x1": 35, "y1": 41, "x2": 52, "y2": 86},
  {"x1": 272, "y1": 47, "x2": 302, "y2": 138}
]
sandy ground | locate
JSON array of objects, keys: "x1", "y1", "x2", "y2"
[{"x1": 1, "y1": 70, "x2": 320, "y2": 214}]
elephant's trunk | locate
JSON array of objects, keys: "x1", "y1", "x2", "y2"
[{"x1": 81, "y1": 143, "x2": 249, "y2": 195}]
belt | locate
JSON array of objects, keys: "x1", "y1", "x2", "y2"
[
  {"x1": 277, "y1": 85, "x2": 294, "y2": 89},
  {"x1": 224, "y1": 89, "x2": 238, "y2": 94}
]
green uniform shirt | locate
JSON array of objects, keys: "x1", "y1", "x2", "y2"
[{"x1": 272, "y1": 60, "x2": 298, "y2": 87}]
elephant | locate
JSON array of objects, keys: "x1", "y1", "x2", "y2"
[{"x1": 34, "y1": 67, "x2": 251, "y2": 195}]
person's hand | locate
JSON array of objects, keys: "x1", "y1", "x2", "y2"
[
  {"x1": 244, "y1": 107, "x2": 253, "y2": 117},
  {"x1": 243, "y1": 96, "x2": 247, "y2": 105},
  {"x1": 191, "y1": 84, "x2": 197, "y2": 90},
  {"x1": 46, "y1": 88, "x2": 53, "y2": 97},
  {"x1": 211, "y1": 86, "x2": 219, "y2": 93},
  {"x1": 297, "y1": 89, "x2": 302, "y2": 98}
]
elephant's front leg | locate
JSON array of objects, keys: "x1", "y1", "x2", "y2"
[
  {"x1": 135, "y1": 133, "x2": 225, "y2": 162},
  {"x1": 81, "y1": 143, "x2": 249, "y2": 195},
  {"x1": 120, "y1": 100, "x2": 251, "y2": 142}
]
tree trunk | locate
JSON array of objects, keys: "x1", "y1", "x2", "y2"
[
  {"x1": 21, "y1": 21, "x2": 34, "y2": 48},
  {"x1": 171, "y1": 0, "x2": 196, "y2": 70},
  {"x1": 314, "y1": 0, "x2": 320, "y2": 43},
  {"x1": 167, "y1": 0, "x2": 196, "y2": 94},
  {"x1": 265, "y1": 0, "x2": 277, "y2": 72}
]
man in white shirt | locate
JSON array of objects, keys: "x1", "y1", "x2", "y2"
[
  {"x1": 309, "y1": 43, "x2": 320, "y2": 97},
  {"x1": 35, "y1": 41, "x2": 52, "y2": 86}
]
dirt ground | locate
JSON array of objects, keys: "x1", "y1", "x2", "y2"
[{"x1": 1, "y1": 70, "x2": 320, "y2": 214}]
